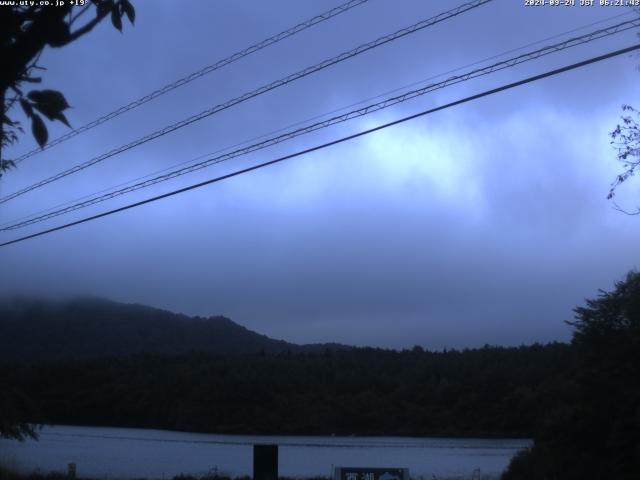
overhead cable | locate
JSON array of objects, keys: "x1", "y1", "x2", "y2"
[
  {"x1": 1, "y1": 43, "x2": 638, "y2": 248},
  {"x1": 11, "y1": 0, "x2": 371, "y2": 164},
  {"x1": 0, "y1": 0, "x2": 493, "y2": 205},
  {"x1": 2, "y1": 18, "x2": 637, "y2": 231},
  {"x1": 11, "y1": 7, "x2": 627, "y2": 230}
]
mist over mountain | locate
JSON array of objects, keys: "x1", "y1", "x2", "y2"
[{"x1": 0, "y1": 297, "x2": 344, "y2": 362}]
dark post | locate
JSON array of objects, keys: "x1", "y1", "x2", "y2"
[
  {"x1": 253, "y1": 444, "x2": 278, "y2": 480},
  {"x1": 67, "y1": 463, "x2": 76, "y2": 480}
]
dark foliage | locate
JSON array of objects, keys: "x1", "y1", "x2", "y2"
[
  {"x1": 1, "y1": 342, "x2": 573, "y2": 438},
  {"x1": 0, "y1": 0, "x2": 135, "y2": 175},
  {"x1": 0, "y1": 384, "x2": 40, "y2": 441},
  {"x1": 502, "y1": 271, "x2": 640, "y2": 480},
  {"x1": 608, "y1": 105, "x2": 640, "y2": 213}
]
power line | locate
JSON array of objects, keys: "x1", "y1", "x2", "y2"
[
  {"x1": 7, "y1": 8, "x2": 629, "y2": 230},
  {"x1": 1, "y1": 43, "x2": 637, "y2": 249},
  {"x1": 4, "y1": 17, "x2": 635, "y2": 230},
  {"x1": 29, "y1": 5, "x2": 630, "y2": 230},
  {"x1": 8, "y1": 7, "x2": 637, "y2": 191},
  {"x1": 11, "y1": 0, "x2": 371, "y2": 165},
  {"x1": 3, "y1": 18, "x2": 637, "y2": 232},
  {"x1": 0, "y1": 0, "x2": 493, "y2": 205}
]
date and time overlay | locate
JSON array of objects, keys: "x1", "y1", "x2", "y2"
[
  {"x1": 526, "y1": 0, "x2": 639, "y2": 6},
  {"x1": 0, "y1": 0, "x2": 639, "y2": 8}
]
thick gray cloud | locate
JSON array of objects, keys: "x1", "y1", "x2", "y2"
[{"x1": 1, "y1": 0, "x2": 639, "y2": 349}]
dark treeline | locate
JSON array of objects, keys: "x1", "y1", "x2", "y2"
[{"x1": 2, "y1": 343, "x2": 573, "y2": 438}]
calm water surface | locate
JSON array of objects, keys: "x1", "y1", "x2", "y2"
[{"x1": 0, "y1": 425, "x2": 529, "y2": 480}]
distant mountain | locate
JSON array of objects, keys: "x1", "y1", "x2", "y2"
[{"x1": 0, "y1": 297, "x2": 344, "y2": 362}]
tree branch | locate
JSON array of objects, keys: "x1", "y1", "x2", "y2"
[
  {"x1": 612, "y1": 200, "x2": 640, "y2": 216},
  {"x1": 69, "y1": 4, "x2": 92, "y2": 27},
  {"x1": 65, "y1": 8, "x2": 111, "y2": 44}
]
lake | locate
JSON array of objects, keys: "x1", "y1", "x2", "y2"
[{"x1": 0, "y1": 425, "x2": 530, "y2": 480}]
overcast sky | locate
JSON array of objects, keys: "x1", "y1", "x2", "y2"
[{"x1": 1, "y1": 0, "x2": 639, "y2": 349}]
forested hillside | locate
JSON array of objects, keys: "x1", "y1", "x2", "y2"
[
  {"x1": 2, "y1": 344, "x2": 573, "y2": 438},
  {"x1": 0, "y1": 298, "x2": 341, "y2": 362}
]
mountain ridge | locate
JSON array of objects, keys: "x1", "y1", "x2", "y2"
[{"x1": 0, "y1": 296, "x2": 348, "y2": 362}]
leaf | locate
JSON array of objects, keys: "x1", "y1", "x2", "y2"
[
  {"x1": 111, "y1": 6, "x2": 123, "y2": 31},
  {"x1": 56, "y1": 112, "x2": 71, "y2": 128},
  {"x1": 2, "y1": 113, "x2": 17, "y2": 126},
  {"x1": 28, "y1": 90, "x2": 72, "y2": 126},
  {"x1": 32, "y1": 103, "x2": 69, "y2": 125},
  {"x1": 46, "y1": 21, "x2": 71, "y2": 47},
  {"x1": 28, "y1": 90, "x2": 70, "y2": 111},
  {"x1": 31, "y1": 114, "x2": 48, "y2": 148},
  {"x1": 20, "y1": 99, "x2": 34, "y2": 118},
  {"x1": 0, "y1": 159, "x2": 16, "y2": 173},
  {"x1": 121, "y1": 0, "x2": 135, "y2": 25},
  {"x1": 2, "y1": 115, "x2": 22, "y2": 133}
]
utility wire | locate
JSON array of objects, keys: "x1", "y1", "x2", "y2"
[
  {"x1": 1, "y1": 43, "x2": 638, "y2": 249},
  {"x1": 2, "y1": 18, "x2": 638, "y2": 232},
  {"x1": 6, "y1": 8, "x2": 630, "y2": 230},
  {"x1": 11, "y1": 0, "x2": 371, "y2": 164},
  {"x1": 3, "y1": 8, "x2": 635, "y2": 233},
  {"x1": 31, "y1": 2, "x2": 633, "y2": 228},
  {"x1": 0, "y1": 0, "x2": 493, "y2": 205}
]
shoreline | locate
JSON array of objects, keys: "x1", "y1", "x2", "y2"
[{"x1": 20, "y1": 424, "x2": 533, "y2": 443}]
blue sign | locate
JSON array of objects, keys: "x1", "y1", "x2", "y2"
[{"x1": 335, "y1": 467, "x2": 409, "y2": 480}]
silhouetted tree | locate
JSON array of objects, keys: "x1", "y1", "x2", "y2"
[
  {"x1": 0, "y1": 0, "x2": 135, "y2": 176},
  {"x1": 607, "y1": 24, "x2": 640, "y2": 213},
  {"x1": 608, "y1": 105, "x2": 640, "y2": 214},
  {"x1": 503, "y1": 271, "x2": 640, "y2": 480},
  {"x1": 0, "y1": 1, "x2": 135, "y2": 440}
]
